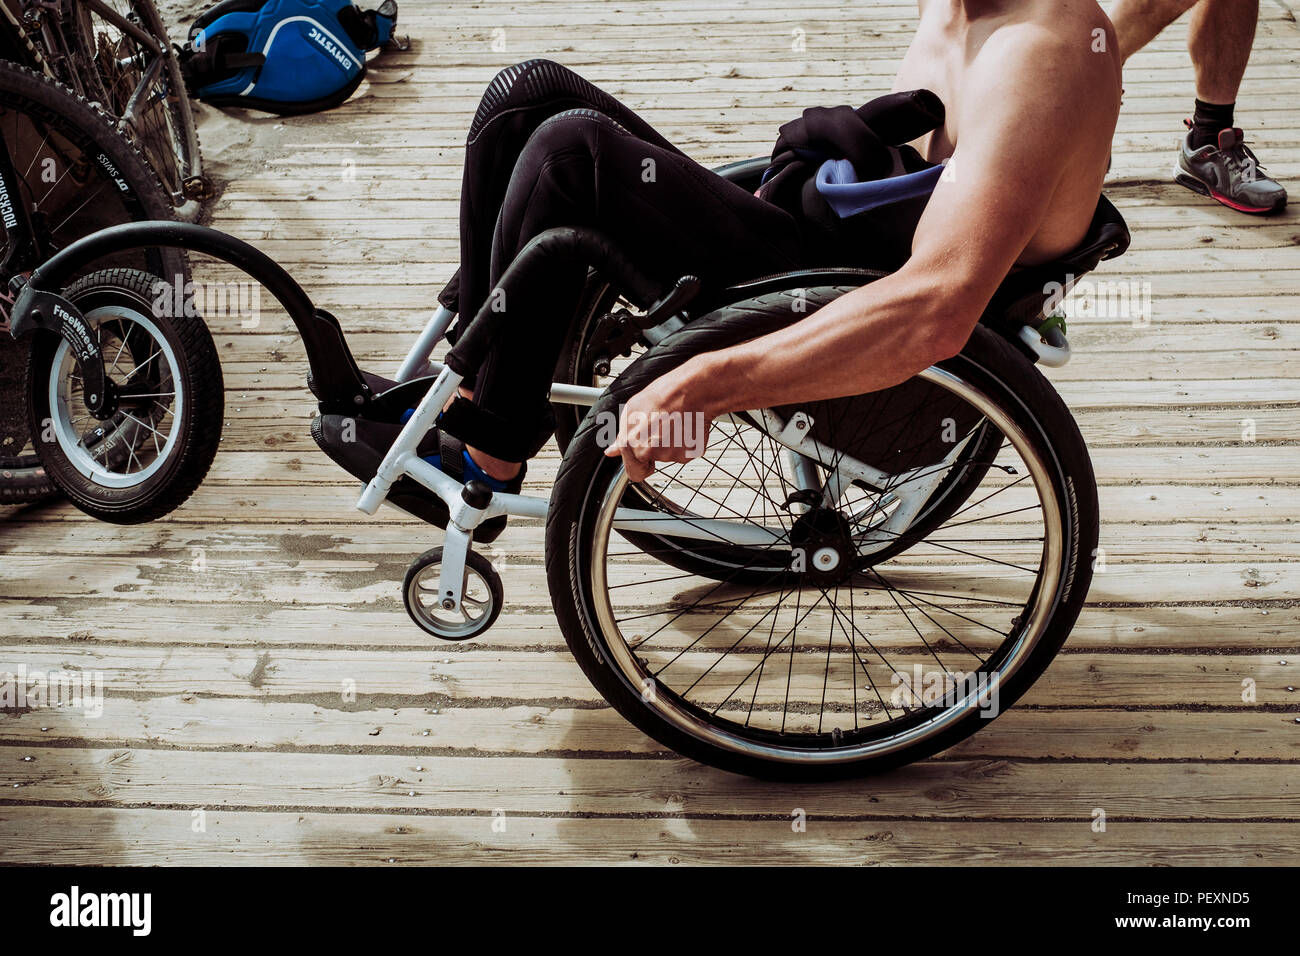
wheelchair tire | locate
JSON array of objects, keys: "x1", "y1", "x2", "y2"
[{"x1": 545, "y1": 316, "x2": 1098, "y2": 779}]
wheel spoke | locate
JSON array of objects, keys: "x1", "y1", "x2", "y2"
[{"x1": 585, "y1": 354, "x2": 1066, "y2": 763}]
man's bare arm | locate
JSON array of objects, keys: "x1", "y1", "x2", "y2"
[
  {"x1": 690, "y1": 39, "x2": 1102, "y2": 412},
  {"x1": 609, "y1": 28, "x2": 1118, "y2": 478}
]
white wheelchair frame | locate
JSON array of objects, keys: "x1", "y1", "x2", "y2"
[{"x1": 355, "y1": 302, "x2": 989, "y2": 618}]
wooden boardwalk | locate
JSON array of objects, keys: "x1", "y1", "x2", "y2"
[{"x1": 2, "y1": 0, "x2": 1299, "y2": 864}]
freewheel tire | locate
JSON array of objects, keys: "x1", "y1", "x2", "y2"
[{"x1": 26, "y1": 268, "x2": 223, "y2": 523}]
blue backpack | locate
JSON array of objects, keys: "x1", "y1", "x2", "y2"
[{"x1": 181, "y1": 0, "x2": 399, "y2": 115}]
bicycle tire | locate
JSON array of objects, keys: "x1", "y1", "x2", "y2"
[
  {"x1": 64, "y1": 0, "x2": 205, "y2": 219},
  {"x1": 0, "y1": 60, "x2": 185, "y2": 505}
]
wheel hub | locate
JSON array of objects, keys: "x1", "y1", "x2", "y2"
[
  {"x1": 84, "y1": 378, "x2": 120, "y2": 420},
  {"x1": 790, "y1": 507, "x2": 856, "y2": 584}
]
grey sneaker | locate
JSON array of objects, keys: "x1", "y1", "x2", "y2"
[{"x1": 1175, "y1": 125, "x2": 1287, "y2": 215}]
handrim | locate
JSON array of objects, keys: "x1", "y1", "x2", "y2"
[{"x1": 585, "y1": 363, "x2": 1066, "y2": 766}]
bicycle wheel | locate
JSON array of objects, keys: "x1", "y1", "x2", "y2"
[
  {"x1": 546, "y1": 311, "x2": 1098, "y2": 779},
  {"x1": 0, "y1": 61, "x2": 186, "y2": 505},
  {"x1": 67, "y1": 0, "x2": 206, "y2": 219},
  {"x1": 26, "y1": 268, "x2": 224, "y2": 522}
]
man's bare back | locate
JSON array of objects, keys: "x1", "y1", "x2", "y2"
[
  {"x1": 610, "y1": 0, "x2": 1124, "y2": 478},
  {"x1": 896, "y1": 0, "x2": 1121, "y2": 262}
]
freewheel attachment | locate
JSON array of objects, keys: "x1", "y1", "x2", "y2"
[{"x1": 403, "y1": 545, "x2": 504, "y2": 641}]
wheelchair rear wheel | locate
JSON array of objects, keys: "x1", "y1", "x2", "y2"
[
  {"x1": 558, "y1": 281, "x2": 1004, "y2": 584},
  {"x1": 545, "y1": 313, "x2": 1098, "y2": 779}
]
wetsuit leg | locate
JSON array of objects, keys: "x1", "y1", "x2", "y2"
[
  {"x1": 440, "y1": 107, "x2": 803, "y2": 462},
  {"x1": 444, "y1": 59, "x2": 687, "y2": 322}
]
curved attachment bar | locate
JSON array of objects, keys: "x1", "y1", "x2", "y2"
[
  {"x1": 9, "y1": 220, "x2": 370, "y2": 409},
  {"x1": 17, "y1": 221, "x2": 315, "y2": 321}
]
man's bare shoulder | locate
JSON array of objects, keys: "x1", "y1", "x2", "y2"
[
  {"x1": 973, "y1": 8, "x2": 1121, "y2": 114},
  {"x1": 952, "y1": 10, "x2": 1121, "y2": 171},
  {"x1": 941, "y1": 4, "x2": 1120, "y2": 261}
]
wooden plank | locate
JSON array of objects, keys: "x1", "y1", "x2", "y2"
[
  {"x1": 204, "y1": 346, "x2": 1300, "y2": 387},
  {"x1": 204, "y1": 323, "x2": 1300, "y2": 363},
  {"x1": 9, "y1": 403, "x2": 1297, "y2": 450},
  {"x1": 8, "y1": 481, "x2": 1298, "y2": 525},
  {"x1": 2, "y1": 645, "x2": 1296, "y2": 707},
  {"x1": 2, "y1": 698, "x2": 1295, "y2": 761},
  {"x1": 0, "y1": 601, "x2": 1294, "y2": 652},
  {"x1": 1, "y1": 808, "x2": 1293, "y2": 865},
  {"x1": 1, "y1": 548, "x2": 1297, "y2": 606},
  {"x1": 179, "y1": 222, "x2": 1300, "y2": 252},
  {"x1": 4, "y1": 748, "x2": 1298, "y2": 819},
  {"x1": 16, "y1": 445, "x2": 1271, "y2": 487},
  {"x1": 6, "y1": 518, "x2": 1300, "y2": 562}
]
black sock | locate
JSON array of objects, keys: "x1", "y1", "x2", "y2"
[{"x1": 1190, "y1": 99, "x2": 1235, "y2": 150}]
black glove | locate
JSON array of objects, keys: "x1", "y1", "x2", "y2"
[{"x1": 759, "y1": 89, "x2": 945, "y2": 215}]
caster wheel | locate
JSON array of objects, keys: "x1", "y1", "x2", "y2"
[{"x1": 403, "y1": 546, "x2": 504, "y2": 641}]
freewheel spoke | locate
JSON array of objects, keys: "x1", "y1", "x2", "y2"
[{"x1": 49, "y1": 311, "x2": 181, "y2": 486}]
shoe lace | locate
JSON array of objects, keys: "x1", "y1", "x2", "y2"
[{"x1": 1222, "y1": 139, "x2": 1265, "y2": 183}]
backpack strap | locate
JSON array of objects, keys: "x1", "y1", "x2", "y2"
[
  {"x1": 179, "y1": 33, "x2": 265, "y2": 91},
  {"x1": 337, "y1": 1, "x2": 399, "y2": 53}
]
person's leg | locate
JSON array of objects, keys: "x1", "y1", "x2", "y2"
[
  {"x1": 1108, "y1": 0, "x2": 1198, "y2": 63},
  {"x1": 1109, "y1": 0, "x2": 1247, "y2": 142},
  {"x1": 1108, "y1": 0, "x2": 1282, "y2": 212},
  {"x1": 443, "y1": 108, "x2": 804, "y2": 473},
  {"x1": 448, "y1": 59, "x2": 687, "y2": 325},
  {"x1": 1175, "y1": 0, "x2": 1282, "y2": 212},
  {"x1": 1111, "y1": 0, "x2": 1258, "y2": 113},
  {"x1": 1181, "y1": 0, "x2": 1257, "y2": 149},
  {"x1": 1188, "y1": 0, "x2": 1258, "y2": 103},
  {"x1": 430, "y1": 59, "x2": 692, "y2": 443},
  {"x1": 316, "y1": 97, "x2": 805, "y2": 524}
]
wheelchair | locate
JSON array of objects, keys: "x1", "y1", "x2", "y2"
[{"x1": 7, "y1": 156, "x2": 1129, "y2": 779}]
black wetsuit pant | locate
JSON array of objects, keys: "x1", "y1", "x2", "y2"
[{"x1": 440, "y1": 59, "x2": 805, "y2": 462}]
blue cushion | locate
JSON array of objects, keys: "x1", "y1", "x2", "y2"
[{"x1": 815, "y1": 158, "x2": 945, "y2": 218}]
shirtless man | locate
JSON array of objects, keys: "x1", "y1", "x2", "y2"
[
  {"x1": 315, "y1": 0, "x2": 1122, "y2": 531},
  {"x1": 610, "y1": 0, "x2": 1121, "y2": 479}
]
